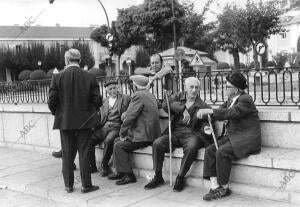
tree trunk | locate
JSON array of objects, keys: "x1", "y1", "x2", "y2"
[
  {"x1": 252, "y1": 43, "x2": 260, "y2": 69},
  {"x1": 116, "y1": 54, "x2": 121, "y2": 76},
  {"x1": 232, "y1": 49, "x2": 240, "y2": 71}
]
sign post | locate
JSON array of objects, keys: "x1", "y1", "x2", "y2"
[
  {"x1": 174, "y1": 48, "x2": 185, "y2": 91},
  {"x1": 255, "y1": 41, "x2": 267, "y2": 69}
]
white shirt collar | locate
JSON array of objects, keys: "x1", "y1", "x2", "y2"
[
  {"x1": 108, "y1": 96, "x2": 117, "y2": 107},
  {"x1": 229, "y1": 94, "x2": 240, "y2": 108},
  {"x1": 64, "y1": 63, "x2": 80, "y2": 70}
]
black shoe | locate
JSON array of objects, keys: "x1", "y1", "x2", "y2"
[
  {"x1": 65, "y1": 187, "x2": 73, "y2": 193},
  {"x1": 173, "y1": 176, "x2": 185, "y2": 192},
  {"x1": 90, "y1": 165, "x2": 98, "y2": 174},
  {"x1": 100, "y1": 166, "x2": 111, "y2": 177},
  {"x1": 203, "y1": 186, "x2": 231, "y2": 201},
  {"x1": 144, "y1": 176, "x2": 164, "y2": 190},
  {"x1": 52, "y1": 150, "x2": 62, "y2": 158},
  {"x1": 73, "y1": 163, "x2": 77, "y2": 170},
  {"x1": 108, "y1": 172, "x2": 125, "y2": 180},
  {"x1": 81, "y1": 185, "x2": 99, "y2": 193},
  {"x1": 116, "y1": 173, "x2": 137, "y2": 185}
]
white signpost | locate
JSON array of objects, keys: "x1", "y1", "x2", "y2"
[
  {"x1": 174, "y1": 48, "x2": 185, "y2": 91},
  {"x1": 255, "y1": 41, "x2": 267, "y2": 69}
]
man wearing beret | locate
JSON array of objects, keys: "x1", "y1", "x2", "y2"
[
  {"x1": 144, "y1": 77, "x2": 213, "y2": 192},
  {"x1": 88, "y1": 80, "x2": 131, "y2": 176},
  {"x1": 48, "y1": 48, "x2": 102, "y2": 193},
  {"x1": 197, "y1": 72, "x2": 261, "y2": 201},
  {"x1": 108, "y1": 75, "x2": 161, "y2": 185}
]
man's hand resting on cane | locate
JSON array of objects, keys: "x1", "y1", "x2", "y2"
[{"x1": 196, "y1": 109, "x2": 213, "y2": 119}]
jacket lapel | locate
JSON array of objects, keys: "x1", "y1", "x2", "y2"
[
  {"x1": 102, "y1": 99, "x2": 109, "y2": 119},
  {"x1": 116, "y1": 94, "x2": 123, "y2": 115}
]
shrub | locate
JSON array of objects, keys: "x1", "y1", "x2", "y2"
[
  {"x1": 266, "y1": 61, "x2": 276, "y2": 67},
  {"x1": 248, "y1": 61, "x2": 256, "y2": 69},
  {"x1": 239, "y1": 63, "x2": 246, "y2": 69},
  {"x1": 18, "y1": 70, "x2": 32, "y2": 81},
  {"x1": 29, "y1": 70, "x2": 47, "y2": 80},
  {"x1": 119, "y1": 70, "x2": 129, "y2": 76},
  {"x1": 272, "y1": 53, "x2": 288, "y2": 68},
  {"x1": 217, "y1": 62, "x2": 230, "y2": 70},
  {"x1": 88, "y1": 68, "x2": 106, "y2": 77},
  {"x1": 46, "y1": 69, "x2": 54, "y2": 79}
]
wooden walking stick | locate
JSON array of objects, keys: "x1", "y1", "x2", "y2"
[
  {"x1": 164, "y1": 90, "x2": 173, "y2": 186},
  {"x1": 207, "y1": 114, "x2": 218, "y2": 150}
]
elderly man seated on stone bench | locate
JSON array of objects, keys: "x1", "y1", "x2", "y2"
[
  {"x1": 88, "y1": 80, "x2": 131, "y2": 176},
  {"x1": 197, "y1": 72, "x2": 261, "y2": 201},
  {"x1": 144, "y1": 77, "x2": 213, "y2": 192},
  {"x1": 108, "y1": 75, "x2": 161, "y2": 185}
]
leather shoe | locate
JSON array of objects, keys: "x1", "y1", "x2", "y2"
[
  {"x1": 108, "y1": 172, "x2": 125, "y2": 180},
  {"x1": 203, "y1": 186, "x2": 231, "y2": 201},
  {"x1": 81, "y1": 185, "x2": 99, "y2": 193},
  {"x1": 144, "y1": 176, "x2": 164, "y2": 190},
  {"x1": 90, "y1": 165, "x2": 98, "y2": 174},
  {"x1": 65, "y1": 187, "x2": 73, "y2": 193},
  {"x1": 173, "y1": 176, "x2": 185, "y2": 192},
  {"x1": 116, "y1": 173, "x2": 137, "y2": 185},
  {"x1": 100, "y1": 166, "x2": 111, "y2": 177},
  {"x1": 52, "y1": 150, "x2": 62, "y2": 158}
]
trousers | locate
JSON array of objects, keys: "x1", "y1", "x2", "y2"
[
  {"x1": 60, "y1": 129, "x2": 92, "y2": 188},
  {"x1": 203, "y1": 136, "x2": 237, "y2": 185},
  {"x1": 113, "y1": 138, "x2": 151, "y2": 173},
  {"x1": 152, "y1": 127, "x2": 203, "y2": 176}
]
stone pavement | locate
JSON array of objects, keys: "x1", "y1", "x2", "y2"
[{"x1": 0, "y1": 147, "x2": 298, "y2": 207}]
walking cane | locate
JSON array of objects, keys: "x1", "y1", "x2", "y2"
[
  {"x1": 207, "y1": 114, "x2": 218, "y2": 150},
  {"x1": 164, "y1": 90, "x2": 173, "y2": 186},
  {"x1": 79, "y1": 109, "x2": 100, "y2": 130}
]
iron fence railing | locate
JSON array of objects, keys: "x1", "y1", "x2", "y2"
[{"x1": 1, "y1": 67, "x2": 300, "y2": 107}]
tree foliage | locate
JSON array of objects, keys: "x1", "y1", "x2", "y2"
[
  {"x1": 0, "y1": 40, "x2": 95, "y2": 81},
  {"x1": 214, "y1": 4, "x2": 250, "y2": 70},
  {"x1": 214, "y1": 0, "x2": 286, "y2": 70},
  {"x1": 90, "y1": 0, "x2": 215, "y2": 56},
  {"x1": 179, "y1": 1, "x2": 216, "y2": 59}
]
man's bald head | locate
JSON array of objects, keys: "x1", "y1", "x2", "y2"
[
  {"x1": 184, "y1": 77, "x2": 200, "y2": 99},
  {"x1": 185, "y1": 77, "x2": 200, "y2": 87}
]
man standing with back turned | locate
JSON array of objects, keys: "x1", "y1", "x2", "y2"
[{"x1": 48, "y1": 48, "x2": 102, "y2": 193}]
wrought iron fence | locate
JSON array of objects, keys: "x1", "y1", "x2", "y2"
[{"x1": 1, "y1": 67, "x2": 300, "y2": 107}]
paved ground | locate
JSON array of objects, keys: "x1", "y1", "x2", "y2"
[{"x1": 0, "y1": 147, "x2": 298, "y2": 207}]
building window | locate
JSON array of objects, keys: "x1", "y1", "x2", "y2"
[{"x1": 280, "y1": 33, "x2": 287, "y2": 39}]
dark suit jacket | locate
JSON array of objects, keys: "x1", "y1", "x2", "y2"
[
  {"x1": 162, "y1": 92, "x2": 213, "y2": 146},
  {"x1": 212, "y1": 92, "x2": 261, "y2": 159},
  {"x1": 99, "y1": 93, "x2": 131, "y2": 127},
  {"x1": 119, "y1": 90, "x2": 161, "y2": 142},
  {"x1": 48, "y1": 65, "x2": 102, "y2": 130}
]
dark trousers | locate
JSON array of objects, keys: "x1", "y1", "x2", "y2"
[
  {"x1": 113, "y1": 138, "x2": 151, "y2": 173},
  {"x1": 89, "y1": 127, "x2": 119, "y2": 168},
  {"x1": 153, "y1": 127, "x2": 202, "y2": 177},
  {"x1": 60, "y1": 129, "x2": 92, "y2": 188},
  {"x1": 203, "y1": 136, "x2": 236, "y2": 185}
]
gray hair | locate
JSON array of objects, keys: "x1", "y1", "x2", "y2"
[
  {"x1": 184, "y1": 77, "x2": 200, "y2": 86},
  {"x1": 65, "y1": 48, "x2": 81, "y2": 62}
]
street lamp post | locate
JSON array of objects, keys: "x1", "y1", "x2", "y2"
[
  {"x1": 171, "y1": 0, "x2": 178, "y2": 74},
  {"x1": 37, "y1": 60, "x2": 42, "y2": 70}
]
